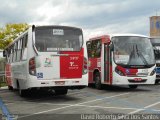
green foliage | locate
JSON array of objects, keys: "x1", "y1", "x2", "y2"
[
  {"x1": 0, "y1": 23, "x2": 29, "y2": 49},
  {"x1": 0, "y1": 81, "x2": 7, "y2": 87}
]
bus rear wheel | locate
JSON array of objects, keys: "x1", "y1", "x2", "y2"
[
  {"x1": 94, "y1": 72, "x2": 102, "y2": 90},
  {"x1": 129, "y1": 85, "x2": 138, "y2": 89},
  {"x1": 55, "y1": 89, "x2": 68, "y2": 95},
  {"x1": 8, "y1": 86, "x2": 13, "y2": 90},
  {"x1": 17, "y1": 81, "x2": 27, "y2": 97},
  {"x1": 19, "y1": 88, "x2": 27, "y2": 97}
]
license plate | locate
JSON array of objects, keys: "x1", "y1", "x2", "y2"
[
  {"x1": 55, "y1": 81, "x2": 65, "y2": 85},
  {"x1": 139, "y1": 69, "x2": 148, "y2": 73},
  {"x1": 134, "y1": 78, "x2": 142, "y2": 81}
]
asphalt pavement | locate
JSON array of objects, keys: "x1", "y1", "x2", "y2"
[{"x1": 1, "y1": 84, "x2": 160, "y2": 120}]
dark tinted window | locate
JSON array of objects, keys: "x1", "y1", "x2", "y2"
[
  {"x1": 35, "y1": 26, "x2": 83, "y2": 52},
  {"x1": 86, "y1": 39, "x2": 101, "y2": 58}
]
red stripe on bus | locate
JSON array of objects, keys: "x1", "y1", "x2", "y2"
[
  {"x1": 5, "y1": 64, "x2": 12, "y2": 86},
  {"x1": 60, "y1": 48, "x2": 84, "y2": 79}
]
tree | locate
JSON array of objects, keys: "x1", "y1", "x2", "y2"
[{"x1": 0, "y1": 23, "x2": 29, "y2": 49}]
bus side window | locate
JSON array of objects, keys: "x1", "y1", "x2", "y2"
[
  {"x1": 9, "y1": 49, "x2": 11, "y2": 63},
  {"x1": 86, "y1": 41, "x2": 92, "y2": 58},
  {"x1": 24, "y1": 34, "x2": 28, "y2": 48},
  {"x1": 90, "y1": 39, "x2": 101, "y2": 58},
  {"x1": 10, "y1": 46, "x2": 13, "y2": 63},
  {"x1": 20, "y1": 37, "x2": 24, "y2": 60},
  {"x1": 21, "y1": 34, "x2": 28, "y2": 60},
  {"x1": 17, "y1": 39, "x2": 22, "y2": 62},
  {"x1": 96, "y1": 40, "x2": 101, "y2": 57},
  {"x1": 13, "y1": 42, "x2": 17, "y2": 62}
]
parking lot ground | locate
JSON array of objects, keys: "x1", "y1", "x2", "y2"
[
  {"x1": 1, "y1": 85, "x2": 160, "y2": 120},
  {"x1": 0, "y1": 108, "x2": 2, "y2": 115}
]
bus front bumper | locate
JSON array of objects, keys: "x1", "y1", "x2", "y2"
[
  {"x1": 112, "y1": 73, "x2": 156, "y2": 85},
  {"x1": 26, "y1": 75, "x2": 88, "y2": 89}
]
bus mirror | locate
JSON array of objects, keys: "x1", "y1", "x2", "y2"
[
  {"x1": 86, "y1": 41, "x2": 91, "y2": 49},
  {"x1": 3, "y1": 51, "x2": 6, "y2": 57},
  {"x1": 32, "y1": 25, "x2": 35, "y2": 31},
  {"x1": 110, "y1": 43, "x2": 114, "y2": 51},
  {"x1": 86, "y1": 41, "x2": 91, "y2": 58}
]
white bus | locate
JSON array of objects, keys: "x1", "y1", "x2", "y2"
[
  {"x1": 86, "y1": 34, "x2": 156, "y2": 89},
  {"x1": 150, "y1": 37, "x2": 160, "y2": 83},
  {"x1": 3, "y1": 25, "x2": 88, "y2": 96}
]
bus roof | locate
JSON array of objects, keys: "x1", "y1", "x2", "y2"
[
  {"x1": 34, "y1": 25, "x2": 82, "y2": 30},
  {"x1": 89, "y1": 35, "x2": 109, "y2": 41},
  {"x1": 110, "y1": 33, "x2": 149, "y2": 38},
  {"x1": 4, "y1": 28, "x2": 29, "y2": 51},
  {"x1": 4, "y1": 25, "x2": 83, "y2": 51},
  {"x1": 150, "y1": 36, "x2": 160, "y2": 39},
  {"x1": 88, "y1": 33, "x2": 149, "y2": 41}
]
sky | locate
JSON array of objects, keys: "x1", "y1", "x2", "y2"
[{"x1": 0, "y1": 0, "x2": 160, "y2": 40}]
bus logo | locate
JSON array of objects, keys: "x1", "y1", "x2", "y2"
[
  {"x1": 70, "y1": 62, "x2": 74, "y2": 66},
  {"x1": 126, "y1": 69, "x2": 130, "y2": 74},
  {"x1": 69, "y1": 62, "x2": 79, "y2": 69},
  {"x1": 44, "y1": 58, "x2": 52, "y2": 67}
]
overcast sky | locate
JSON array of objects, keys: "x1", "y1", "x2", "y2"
[{"x1": 0, "y1": 0, "x2": 160, "y2": 39}]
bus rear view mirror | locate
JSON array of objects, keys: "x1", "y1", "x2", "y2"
[{"x1": 109, "y1": 43, "x2": 114, "y2": 51}]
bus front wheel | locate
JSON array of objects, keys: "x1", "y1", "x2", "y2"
[
  {"x1": 94, "y1": 72, "x2": 102, "y2": 90},
  {"x1": 129, "y1": 85, "x2": 138, "y2": 89}
]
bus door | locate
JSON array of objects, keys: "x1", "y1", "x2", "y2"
[{"x1": 104, "y1": 44, "x2": 111, "y2": 84}]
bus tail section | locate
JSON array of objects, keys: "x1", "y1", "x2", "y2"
[{"x1": 3, "y1": 25, "x2": 88, "y2": 97}]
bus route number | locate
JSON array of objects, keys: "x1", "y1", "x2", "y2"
[
  {"x1": 53, "y1": 29, "x2": 64, "y2": 35},
  {"x1": 70, "y1": 56, "x2": 79, "y2": 60}
]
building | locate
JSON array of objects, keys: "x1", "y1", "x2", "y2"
[{"x1": 150, "y1": 16, "x2": 160, "y2": 37}]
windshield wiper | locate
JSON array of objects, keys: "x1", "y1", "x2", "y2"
[
  {"x1": 127, "y1": 44, "x2": 149, "y2": 66},
  {"x1": 127, "y1": 44, "x2": 136, "y2": 65},
  {"x1": 135, "y1": 44, "x2": 149, "y2": 65}
]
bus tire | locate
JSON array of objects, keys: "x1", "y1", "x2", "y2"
[
  {"x1": 19, "y1": 88, "x2": 27, "y2": 97},
  {"x1": 129, "y1": 85, "x2": 138, "y2": 89},
  {"x1": 55, "y1": 89, "x2": 68, "y2": 95},
  {"x1": 17, "y1": 81, "x2": 27, "y2": 97},
  {"x1": 155, "y1": 79, "x2": 160, "y2": 84},
  {"x1": 94, "y1": 72, "x2": 102, "y2": 90},
  {"x1": 8, "y1": 86, "x2": 13, "y2": 90}
]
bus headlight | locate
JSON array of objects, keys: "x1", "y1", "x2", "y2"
[
  {"x1": 150, "y1": 68, "x2": 156, "y2": 76},
  {"x1": 115, "y1": 67, "x2": 125, "y2": 76}
]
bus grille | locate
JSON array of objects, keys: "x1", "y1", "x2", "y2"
[
  {"x1": 128, "y1": 79, "x2": 147, "y2": 83},
  {"x1": 127, "y1": 72, "x2": 148, "y2": 77}
]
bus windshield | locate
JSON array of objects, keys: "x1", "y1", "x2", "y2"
[
  {"x1": 112, "y1": 36, "x2": 155, "y2": 68},
  {"x1": 150, "y1": 38, "x2": 160, "y2": 61},
  {"x1": 35, "y1": 26, "x2": 83, "y2": 52}
]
